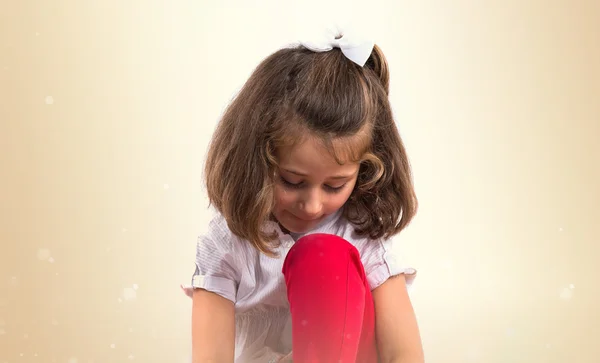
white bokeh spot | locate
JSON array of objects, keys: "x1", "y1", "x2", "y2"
[
  {"x1": 560, "y1": 287, "x2": 574, "y2": 300},
  {"x1": 123, "y1": 287, "x2": 137, "y2": 301},
  {"x1": 505, "y1": 327, "x2": 515, "y2": 337},
  {"x1": 465, "y1": 346, "x2": 482, "y2": 361},
  {"x1": 37, "y1": 248, "x2": 51, "y2": 261},
  {"x1": 441, "y1": 259, "x2": 453, "y2": 270},
  {"x1": 45, "y1": 96, "x2": 54, "y2": 105}
]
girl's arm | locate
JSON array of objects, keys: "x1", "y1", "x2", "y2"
[
  {"x1": 372, "y1": 274, "x2": 424, "y2": 363},
  {"x1": 191, "y1": 288, "x2": 235, "y2": 363}
]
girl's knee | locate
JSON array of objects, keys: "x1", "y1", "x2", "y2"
[
  {"x1": 283, "y1": 233, "x2": 361, "y2": 271},
  {"x1": 293, "y1": 233, "x2": 358, "y2": 257}
]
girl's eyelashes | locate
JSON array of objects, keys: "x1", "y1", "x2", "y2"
[
  {"x1": 279, "y1": 177, "x2": 346, "y2": 193},
  {"x1": 325, "y1": 184, "x2": 346, "y2": 193},
  {"x1": 280, "y1": 177, "x2": 302, "y2": 189}
]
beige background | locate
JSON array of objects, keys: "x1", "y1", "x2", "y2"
[{"x1": 1, "y1": 0, "x2": 599, "y2": 362}]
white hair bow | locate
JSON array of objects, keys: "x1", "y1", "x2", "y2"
[{"x1": 296, "y1": 22, "x2": 375, "y2": 67}]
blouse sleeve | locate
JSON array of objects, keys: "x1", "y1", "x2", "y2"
[
  {"x1": 360, "y1": 237, "x2": 417, "y2": 291},
  {"x1": 190, "y1": 231, "x2": 240, "y2": 303}
]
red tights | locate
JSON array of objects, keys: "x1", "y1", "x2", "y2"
[{"x1": 282, "y1": 233, "x2": 378, "y2": 363}]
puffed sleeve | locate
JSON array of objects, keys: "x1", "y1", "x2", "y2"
[
  {"x1": 359, "y1": 237, "x2": 417, "y2": 291},
  {"x1": 190, "y1": 219, "x2": 240, "y2": 303}
]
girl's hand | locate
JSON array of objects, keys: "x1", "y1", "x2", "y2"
[
  {"x1": 180, "y1": 284, "x2": 193, "y2": 298},
  {"x1": 277, "y1": 351, "x2": 292, "y2": 362}
]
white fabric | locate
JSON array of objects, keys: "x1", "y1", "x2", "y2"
[
  {"x1": 296, "y1": 21, "x2": 375, "y2": 67},
  {"x1": 186, "y1": 209, "x2": 416, "y2": 363}
]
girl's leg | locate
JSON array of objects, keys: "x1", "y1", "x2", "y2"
[{"x1": 282, "y1": 233, "x2": 378, "y2": 363}]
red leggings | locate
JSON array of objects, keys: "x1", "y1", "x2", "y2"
[{"x1": 282, "y1": 233, "x2": 378, "y2": 363}]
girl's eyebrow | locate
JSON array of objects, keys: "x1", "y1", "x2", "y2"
[{"x1": 282, "y1": 168, "x2": 355, "y2": 180}]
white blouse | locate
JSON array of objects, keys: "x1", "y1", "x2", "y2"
[{"x1": 189, "y1": 209, "x2": 416, "y2": 363}]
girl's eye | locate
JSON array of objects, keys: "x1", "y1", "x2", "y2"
[
  {"x1": 280, "y1": 177, "x2": 346, "y2": 193},
  {"x1": 325, "y1": 184, "x2": 346, "y2": 193},
  {"x1": 280, "y1": 177, "x2": 302, "y2": 189}
]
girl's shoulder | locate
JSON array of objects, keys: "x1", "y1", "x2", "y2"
[
  {"x1": 200, "y1": 212, "x2": 241, "y2": 251},
  {"x1": 334, "y1": 215, "x2": 399, "y2": 257},
  {"x1": 200, "y1": 212, "x2": 270, "y2": 257}
]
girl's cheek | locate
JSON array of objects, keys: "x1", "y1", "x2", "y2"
[{"x1": 274, "y1": 186, "x2": 293, "y2": 204}]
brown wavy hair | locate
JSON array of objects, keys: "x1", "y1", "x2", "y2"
[{"x1": 204, "y1": 43, "x2": 418, "y2": 256}]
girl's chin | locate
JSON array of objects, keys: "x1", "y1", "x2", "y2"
[{"x1": 278, "y1": 212, "x2": 324, "y2": 234}]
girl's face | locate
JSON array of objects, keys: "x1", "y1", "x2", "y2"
[{"x1": 273, "y1": 137, "x2": 360, "y2": 234}]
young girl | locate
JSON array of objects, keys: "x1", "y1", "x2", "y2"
[{"x1": 182, "y1": 23, "x2": 424, "y2": 363}]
